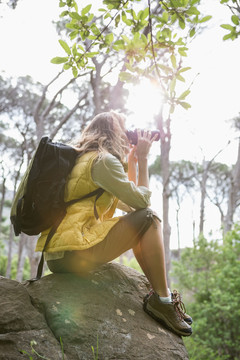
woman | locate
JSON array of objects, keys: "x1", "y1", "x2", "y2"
[{"x1": 36, "y1": 111, "x2": 192, "y2": 337}]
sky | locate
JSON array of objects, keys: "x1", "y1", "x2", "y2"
[{"x1": 0, "y1": 0, "x2": 240, "y2": 249}]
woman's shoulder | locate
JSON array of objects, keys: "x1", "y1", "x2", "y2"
[{"x1": 97, "y1": 152, "x2": 120, "y2": 166}]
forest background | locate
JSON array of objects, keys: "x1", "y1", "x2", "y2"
[{"x1": 0, "y1": 0, "x2": 240, "y2": 359}]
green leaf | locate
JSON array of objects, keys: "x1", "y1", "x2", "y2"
[
  {"x1": 128, "y1": 9, "x2": 137, "y2": 20},
  {"x1": 72, "y1": 43, "x2": 77, "y2": 56},
  {"x1": 186, "y1": 7, "x2": 200, "y2": 16},
  {"x1": 113, "y1": 39, "x2": 125, "y2": 50},
  {"x1": 69, "y1": 11, "x2": 82, "y2": 20},
  {"x1": 170, "y1": 104, "x2": 175, "y2": 114},
  {"x1": 105, "y1": 33, "x2": 114, "y2": 45},
  {"x1": 141, "y1": 33, "x2": 148, "y2": 45},
  {"x1": 59, "y1": 40, "x2": 71, "y2": 55},
  {"x1": 63, "y1": 63, "x2": 72, "y2": 70},
  {"x1": 51, "y1": 56, "x2": 69, "y2": 64},
  {"x1": 122, "y1": 35, "x2": 131, "y2": 44},
  {"x1": 65, "y1": 23, "x2": 79, "y2": 30},
  {"x1": 178, "y1": 89, "x2": 190, "y2": 100},
  {"x1": 176, "y1": 74, "x2": 185, "y2": 82},
  {"x1": 179, "y1": 101, "x2": 191, "y2": 110},
  {"x1": 72, "y1": 66, "x2": 78, "y2": 77},
  {"x1": 171, "y1": 13, "x2": 177, "y2": 24},
  {"x1": 78, "y1": 44, "x2": 85, "y2": 51},
  {"x1": 170, "y1": 78, "x2": 176, "y2": 93},
  {"x1": 91, "y1": 23, "x2": 101, "y2": 35},
  {"x1": 122, "y1": 11, "x2": 132, "y2": 26},
  {"x1": 73, "y1": 1, "x2": 78, "y2": 12},
  {"x1": 223, "y1": 33, "x2": 233, "y2": 40},
  {"x1": 170, "y1": 54, "x2": 177, "y2": 69},
  {"x1": 159, "y1": 64, "x2": 172, "y2": 74},
  {"x1": 69, "y1": 30, "x2": 78, "y2": 40},
  {"x1": 220, "y1": 24, "x2": 234, "y2": 30},
  {"x1": 85, "y1": 52, "x2": 99, "y2": 58},
  {"x1": 199, "y1": 15, "x2": 212, "y2": 23},
  {"x1": 119, "y1": 71, "x2": 134, "y2": 82},
  {"x1": 178, "y1": 47, "x2": 187, "y2": 56},
  {"x1": 140, "y1": 7, "x2": 149, "y2": 20},
  {"x1": 162, "y1": 11, "x2": 169, "y2": 23},
  {"x1": 190, "y1": 28, "x2": 195, "y2": 37},
  {"x1": 60, "y1": 10, "x2": 69, "y2": 17},
  {"x1": 231, "y1": 15, "x2": 239, "y2": 25},
  {"x1": 179, "y1": 66, "x2": 191, "y2": 73},
  {"x1": 179, "y1": 19, "x2": 185, "y2": 29},
  {"x1": 115, "y1": 14, "x2": 121, "y2": 27},
  {"x1": 82, "y1": 4, "x2": 92, "y2": 16},
  {"x1": 104, "y1": 13, "x2": 111, "y2": 19}
]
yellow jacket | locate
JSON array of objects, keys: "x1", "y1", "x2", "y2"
[{"x1": 35, "y1": 151, "x2": 120, "y2": 253}]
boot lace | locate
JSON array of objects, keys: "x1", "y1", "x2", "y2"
[{"x1": 172, "y1": 290, "x2": 186, "y2": 319}]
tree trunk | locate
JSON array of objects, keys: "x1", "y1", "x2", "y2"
[
  {"x1": 91, "y1": 60, "x2": 102, "y2": 114},
  {"x1": 224, "y1": 138, "x2": 240, "y2": 233},
  {"x1": 6, "y1": 225, "x2": 14, "y2": 278},
  {"x1": 109, "y1": 78, "x2": 125, "y2": 111},
  {"x1": 176, "y1": 203, "x2": 181, "y2": 258},
  {"x1": 156, "y1": 110, "x2": 172, "y2": 283},
  {"x1": 199, "y1": 160, "x2": 209, "y2": 236},
  {"x1": 0, "y1": 176, "x2": 6, "y2": 233},
  {"x1": 161, "y1": 137, "x2": 171, "y2": 283},
  {"x1": 26, "y1": 236, "x2": 40, "y2": 279},
  {"x1": 16, "y1": 233, "x2": 28, "y2": 282}
]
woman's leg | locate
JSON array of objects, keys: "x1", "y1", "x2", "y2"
[
  {"x1": 133, "y1": 220, "x2": 169, "y2": 297},
  {"x1": 47, "y1": 208, "x2": 155, "y2": 275},
  {"x1": 47, "y1": 208, "x2": 192, "y2": 336}
]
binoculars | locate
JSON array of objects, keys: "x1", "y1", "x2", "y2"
[{"x1": 126, "y1": 129, "x2": 161, "y2": 145}]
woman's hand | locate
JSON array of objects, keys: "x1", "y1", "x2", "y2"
[
  {"x1": 136, "y1": 129, "x2": 157, "y2": 160},
  {"x1": 136, "y1": 129, "x2": 158, "y2": 188}
]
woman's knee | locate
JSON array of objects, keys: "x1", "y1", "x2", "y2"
[{"x1": 132, "y1": 208, "x2": 161, "y2": 225}]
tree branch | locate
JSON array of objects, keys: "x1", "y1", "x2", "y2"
[
  {"x1": 42, "y1": 71, "x2": 91, "y2": 120},
  {"x1": 49, "y1": 93, "x2": 88, "y2": 140},
  {"x1": 33, "y1": 71, "x2": 63, "y2": 124}
]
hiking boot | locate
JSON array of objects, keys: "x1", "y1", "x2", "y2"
[
  {"x1": 143, "y1": 290, "x2": 192, "y2": 337},
  {"x1": 144, "y1": 290, "x2": 193, "y2": 325},
  {"x1": 171, "y1": 290, "x2": 193, "y2": 325}
]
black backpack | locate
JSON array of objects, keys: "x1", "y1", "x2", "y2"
[{"x1": 10, "y1": 136, "x2": 103, "y2": 281}]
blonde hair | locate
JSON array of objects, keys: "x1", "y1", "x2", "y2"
[{"x1": 72, "y1": 111, "x2": 129, "y2": 162}]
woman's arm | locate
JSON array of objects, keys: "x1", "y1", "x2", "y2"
[
  {"x1": 91, "y1": 131, "x2": 157, "y2": 210},
  {"x1": 128, "y1": 146, "x2": 137, "y2": 184},
  {"x1": 136, "y1": 129, "x2": 157, "y2": 189},
  {"x1": 91, "y1": 154, "x2": 151, "y2": 210}
]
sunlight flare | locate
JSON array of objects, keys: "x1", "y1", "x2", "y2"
[{"x1": 126, "y1": 79, "x2": 162, "y2": 130}]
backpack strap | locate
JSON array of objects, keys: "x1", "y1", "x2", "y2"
[{"x1": 28, "y1": 188, "x2": 104, "y2": 282}]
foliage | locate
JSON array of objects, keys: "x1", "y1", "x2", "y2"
[
  {"x1": 0, "y1": 74, "x2": 84, "y2": 144},
  {"x1": 172, "y1": 224, "x2": 240, "y2": 360},
  {"x1": 220, "y1": 0, "x2": 240, "y2": 40},
  {"x1": 52, "y1": 0, "x2": 212, "y2": 114},
  {"x1": 115, "y1": 255, "x2": 143, "y2": 273},
  {"x1": 0, "y1": 254, "x2": 30, "y2": 280},
  {"x1": 20, "y1": 337, "x2": 65, "y2": 360},
  {"x1": 91, "y1": 335, "x2": 99, "y2": 360},
  {"x1": 0, "y1": 254, "x2": 7, "y2": 276}
]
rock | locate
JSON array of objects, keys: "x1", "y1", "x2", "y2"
[{"x1": 0, "y1": 262, "x2": 189, "y2": 360}]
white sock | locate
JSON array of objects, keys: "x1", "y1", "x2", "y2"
[{"x1": 159, "y1": 288, "x2": 171, "y2": 303}]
